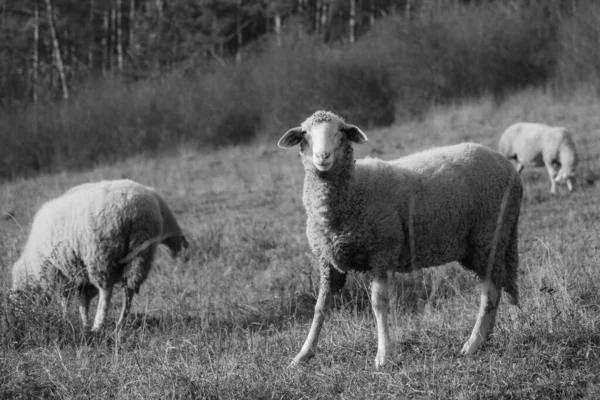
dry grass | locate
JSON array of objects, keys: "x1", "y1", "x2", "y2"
[{"x1": 1, "y1": 87, "x2": 600, "y2": 399}]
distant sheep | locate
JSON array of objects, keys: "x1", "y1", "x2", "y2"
[
  {"x1": 278, "y1": 111, "x2": 523, "y2": 368},
  {"x1": 11, "y1": 179, "x2": 188, "y2": 331},
  {"x1": 499, "y1": 122, "x2": 578, "y2": 194}
]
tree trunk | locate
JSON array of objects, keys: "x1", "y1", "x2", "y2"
[
  {"x1": 88, "y1": 0, "x2": 94, "y2": 68},
  {"x1": 32, "y1": 0, "x2": 40, "y2": 103},
  {"x1": 349, "y1": 0, "x2": 356, "y2": 43},
  {"x1": 369, "y1": 0, "x2": 375, "y2": 26},
  {"x1": 155, "y1": 0, "x2": 163, "y2": 19},
  {"x1": 211, "y1": 13, "x2": 224, "y2": 61},
  {"x1": 116, "y1": 0, "x2": 123, "y2": 71},
  {"x1": 321, "y1": 0, "x2": 329, "y2": 42},
  {"x1": 44, "y1": 0, "x2": 69, "y2": 100},
  {"x1": 315, "y1": 0, "x2": 322, "y2": 34},
  {"x1": 128, "y1": 0, "x2": 135, "y2": 55},
  {"x1": 102, "y1": 10, "x2": 109, "y2": 74},
  {"x1": 110, "y1": 7, "x2": 116, "y2": 70},
  {"x1": 235, "y1": 0, "x2": 243, "y2": 64},
  {"x1": 274, "y1": 13, "x2": 282, "y2": 47}
]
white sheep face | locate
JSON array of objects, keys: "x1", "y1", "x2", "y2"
[
  {"x1": 554, "y1": 169, "x2": 577, "y2": 192},
  {"x1": 278, "y1": 111, "x2": 368, "y2": 172},
  {"x1": 303, "y1": 121, "x2": 342, "y2": 172}
]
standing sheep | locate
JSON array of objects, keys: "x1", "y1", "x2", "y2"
[
  {"x1": 11, "y1": 179, "x2": 188, "y2": 331},
  {"x1": 498, "y1": 122, "x2": 578, "y2": 194},
  {"x1": 278, "y1": 111, "x2": 523, "y2": 368}
]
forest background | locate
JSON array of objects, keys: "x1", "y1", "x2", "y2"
[{"x1": 1, "y1": 0, "x2": 599, "y2": 180}]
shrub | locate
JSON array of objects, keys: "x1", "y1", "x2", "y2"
[
  {"x1": 3, "y1": 0, "x2": 598, "y2": 181},
  {"x1": 352, "y1": 1, "x2": 555, "y2": 117},
  {"x1": 555, "y1": 0, "x2": 600, "y2": 89}
]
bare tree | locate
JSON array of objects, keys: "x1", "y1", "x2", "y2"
[
  {"x1": 110, "y1": 7, "x2": 116, "y2": 69},
  {"x1": 349, "y1": 0, "x2": 356, "y2": 43},
  {"x1": 88, "y1": 0, "x2": 94, "y2": 68},
  {"x1": 32, "y1": 0, "x2": 40, "y2": 103},
  {"x1": 44, "y1": 0, "x2": 69, "y2": 100},
  {"x1": 128, "y1": 0, "x2": 135, "y2": 57},
  {"x1": 155, "y1": 0, "x2": 163, "y2": 19},
  {"x1": 274, "y1": 12, "x2": 282, "y2": 47},
  {"x1": 315, "y1": 0, "x2": 322, "y2": 35},
  {"x1": 320, "y1": 0, "x2": 329, "y2": 41},
  {"x1": 235, "y1": 0, "x2": 243, "y2": 64},
  {"x1": 116, "y1": 0, "x2": 123, "y2": 71}
]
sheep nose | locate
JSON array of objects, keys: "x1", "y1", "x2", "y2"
[{"x1": 316, "y1": 151, "x2": 331, "y2": 160}]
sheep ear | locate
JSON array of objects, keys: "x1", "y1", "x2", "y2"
[
  {"x1": 278, "y1": 127, "x2": 304, "y2": 148},
  {"x1": 341, "y1": 124, "x2": 368, "y2": 144}
]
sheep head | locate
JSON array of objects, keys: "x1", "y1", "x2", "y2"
[
  {"x1": 278, "y1": 111, "x2": 368, "y2": 173},
  {"x1": 163, "y1": 234, "x2": 190, "y2": 261},
  {"x1": 554, "y1": 169, "x2": 577, "y2": 192}
]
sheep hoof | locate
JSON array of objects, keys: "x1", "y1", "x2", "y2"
[
  {"x1": 288, "y1": 358, "x2": 308, "y2": 369},
  {"x1": 289, "y1": 349, "x2": 315, "y2": 367},
  {"x1": 374, "y1": 354, "x2": 387, "y2": 369},
  {"x1": 460, "y1": 340, "x2": 479, "y2": 355}
]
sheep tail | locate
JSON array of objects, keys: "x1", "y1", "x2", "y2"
[
  {"x1": 118, "y1": 232, "x2": 179, "y2": 265},
  {"x1": 485, "y1": 171, "x2": 517, "y2": 283}
]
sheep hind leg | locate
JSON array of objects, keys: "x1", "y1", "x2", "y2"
[
  {"x1": 78, "y1": 285, "x2": 98, "y2": 330},
  {"x1": 461, "y1": 278, "x2": 501, "y2": 355},
  {"x1": 117, "y1": 248, "x2": 155, "y2": 330},
  {"x1": 503, "y1": 221, "x2": 519, "y2": 306},
  {"x1": 291, "y1": 263, "x2": 346, "y2": 366},
  {"x1": 91, "y1": 287, "x2": 113, "y2": 332},
  {"x1": 116, "y1": 285, "x2": 135, "y2": 330},
  {"x1": 371, "y1": 272, "x2": 391, "y2": 368},
  {"x1": 78, "y1": 286, "x2": 93, "y2": 330}
]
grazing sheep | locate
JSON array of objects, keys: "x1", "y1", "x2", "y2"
[
  {"x1": 498, "y1": 122, "x2": 578, "y2": 194},
  {"x1": 11, "y1": 179, "x2": 188, "y2": 331},
  {"x1": 278, "y1": 111, "x2": 523, "y2": 368}
]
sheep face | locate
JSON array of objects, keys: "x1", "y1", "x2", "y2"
[
  {"x1": 163, "y1": 234, "x2": 189, "y2": 261},
  {"x1": 278, "y1": 111, "x2": 368, "y2": 172},
  {"x1": 554, "y1": 169, "x2": 577, "y2": 192}
]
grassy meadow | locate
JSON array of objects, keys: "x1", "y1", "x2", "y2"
[{"x1": 1, "y1": 86, "x2": 600, "y2": 399}]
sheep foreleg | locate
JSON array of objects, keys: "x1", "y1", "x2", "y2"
[
  {"x1": 546, "y1": 164, "x2": 558, "y2": 195},
  {"x1": 291, "y1": 263, "x2": 344, "y2": 366},
  {"x1": 515, "y1": 161, "x2": 524, "y2": 174},
  {"x1": 371, "y1": 272, "x2": 391, "y2": 368},
  {"x1": 116, "y1": 286, "x2": 135, "y2": 330}
]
